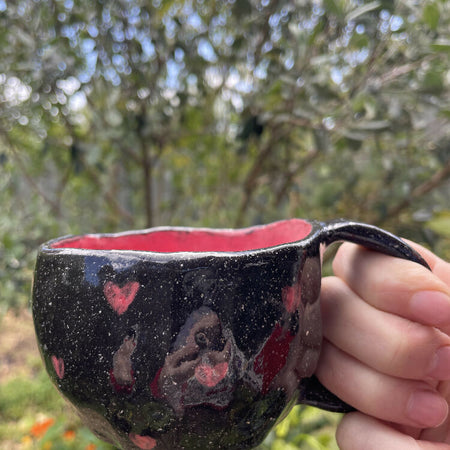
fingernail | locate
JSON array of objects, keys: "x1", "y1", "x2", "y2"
[
  {"x1": 410, "y1": 291, "x2": 450, "y2": 326},
  {"x1": 428, "y1": 346, "x2": 450, "y2": 380},
  {"x1": 407, "y1": 390, "x2": 448, "y2": 427}
]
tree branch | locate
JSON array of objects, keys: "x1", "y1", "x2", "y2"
[
  {"x1": 140, "y1": 138, "x2": 154, "y2": 229},
  {"x1": 59, "y1": 113, "x2": 135, "y2": 227},
  {"x1": 234, "y1": 125, "x2": 291, "y2": 227},
  {"x1": 2, "y1": 134, "x2": 62, "y2": 216},
  {"x1": 273, "y1": 147, "x2": 320, "y2": 208},
  {"x1": 378, "y1": 159, "x2": 450, "y2": 224}
]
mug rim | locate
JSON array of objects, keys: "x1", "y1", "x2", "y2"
[{"x1": 38, "y1": 218, "x2": 323, "y2": 260}]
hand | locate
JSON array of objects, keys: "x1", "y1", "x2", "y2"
[{"x1": 316, "y1": 241, "x2": 450, "y2": 449}]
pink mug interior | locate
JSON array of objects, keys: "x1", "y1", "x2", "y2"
[{"x1": 50, "y1": 219, "x2": 313, "y2": 253}]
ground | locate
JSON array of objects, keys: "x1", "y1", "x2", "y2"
[
  {"x1": 0, "y1": 308, "x2": 40, "y2": 384},
  {"x1": 0, "y1": 308, "x2": 43, "y2": 450}
]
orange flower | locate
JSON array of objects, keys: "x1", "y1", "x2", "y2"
[
  {"x1": 85, "y1": 444, "x2": 97, "y2": 450},
  {"x1": 30, "y1": 418, "x2": 55, "y2": 438},
  {"x1": 63, "y1": 430, "x2": 76, "y2": 441}
]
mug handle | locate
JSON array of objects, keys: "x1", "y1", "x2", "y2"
[
  {"x1": 298, "y1": 220, "x2": 431, "y2": 413},
  {"x1": 319, "y1": 219, "x2": 430, "y2": 269}
]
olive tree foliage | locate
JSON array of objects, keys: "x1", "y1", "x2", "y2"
[{"x1": 1, "y1": 0, "x2": 450, "y2": 310}]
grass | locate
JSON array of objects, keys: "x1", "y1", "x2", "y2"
[
  {"x1": 0, "y1": 308, "x2": 339, "y2": 449},
  {"x1": 0, "y1": 368, "x2": 114, "y2": 450},
  {"x1": 0, "y1": 309, "x2": 113, "y2": 450}
]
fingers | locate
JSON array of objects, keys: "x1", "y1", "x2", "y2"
[
  {"x1": 321, "y1": 277, "x2": 450, "y2": 381},
  {"x1": 405, "y1": 241, "x2": 450, "y2": 291},
  {"x1": 332, "y1": 243, "x2": 450, "y2": 328},
  {"x1": 419, "y1": 381, "x2": 450, "y2": 443},
  {"x1": 322, "y1": 242, "x2": 450, "y2": 444},
  {"x1": 336, "y1": 412, "x2": 450, "y2": 450},
  {"x1": 317, "y1": 340, "x2": 448, "y2": 429}
]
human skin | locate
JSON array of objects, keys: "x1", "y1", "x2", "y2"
[{"x1": 315, "y1": 241, "x2": 450, "y2": 449}]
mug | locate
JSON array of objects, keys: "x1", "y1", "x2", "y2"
[{"x1": 32, "y1": 219, "x2": 429, "y2": 449}]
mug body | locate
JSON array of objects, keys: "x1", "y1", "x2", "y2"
[{"x1": 32, "y1": 219, "x2": 324, "y2": 449}]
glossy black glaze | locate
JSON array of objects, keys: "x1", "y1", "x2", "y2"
[{"x1": 31, "y1": 219, "x2": 429, "y2": 450}]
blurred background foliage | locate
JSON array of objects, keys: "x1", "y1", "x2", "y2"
[{"x1": 0, "y1": 0, "x2": 449, "y2": 448}]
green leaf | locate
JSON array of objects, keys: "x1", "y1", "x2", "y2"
[
  {"x1": 350, "y1": 32, "x2": 370, "y2": 49},
  {"x1": 341, "y1": 129, "x2": 368, "y2": 141},
  {"x1": 423, "y1": 3, "x2": 440, "y2": 30},
  {"x1": 431, "y1": 39, "x2": 450, "y2": 52},
  {"x1": 308, "y1": 17, "x2": 326, "y2": 46},
  {"x1": 346, "y1": 1, "x2": 381, "y2": 22},
  {"x1": 232, "y1": 0, "x2": 252, "y2": 19},
  {"x1": 427, "y1": 212, "x2": 450, "y2": 237},
  {"x1": 439, "y1": 110, "x2": 450, "y2": 119},
  {"x1": 421, "y1": 69, "x2": 444, "y2": 94},
  {"x1": 323, "y1": 0, "x2": 345, "y2": 18},
  {"x1": 352, "y1": 120, "x2": 390, "y2": 131}
]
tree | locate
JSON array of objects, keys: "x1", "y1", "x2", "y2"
[
  {"x1": 0, "y1": 0, "x2": 450, "y2": 239},
  {"x1": 0, "y1": 0, "x2": 450, "y2": 310},
  {"x1": 1, "y1": 0, "x2": 449, "y2": 304},
  {"x1": 1, "y1": 1, "x2": 450, "y2": 447}
]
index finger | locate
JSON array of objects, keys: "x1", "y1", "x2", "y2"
[
  {"x1": 332, "y1": 242, "x2": 450, "y2": 329},
  {"x1": 405, "y1": 240, "x2": 450, "y2": 291}
]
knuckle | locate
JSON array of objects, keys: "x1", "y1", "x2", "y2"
[
  {"x1": 387, "y1": 319, "x2": 442, "y2": 377},
  {"x1": 385, "y1": 261, "x2": 441, "y2": 294}
]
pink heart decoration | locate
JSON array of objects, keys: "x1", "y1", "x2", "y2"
[
  {"x1": 129, "y1": 433, "x2": 157, "y2": 449},
  {"x1": 104, "y1": 281, "x2": 139, "y2": 315},
  {"x1": 51, "y1": 355, "x2": 65, "y2": 379},
  {"x1": 195, "y1": 362, "x2": 229, "y2": 387}
]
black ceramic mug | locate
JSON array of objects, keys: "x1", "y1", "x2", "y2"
[{"x1": 32, "y1": 219, "x2": 429, "y2": 450}]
